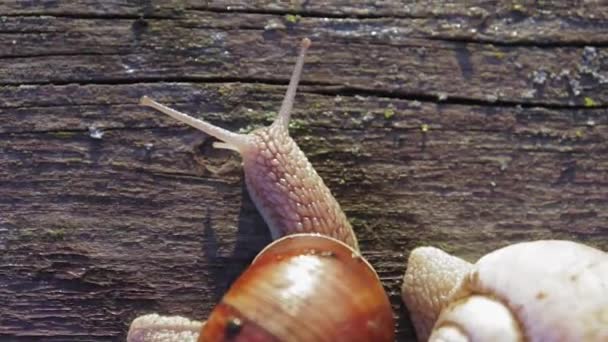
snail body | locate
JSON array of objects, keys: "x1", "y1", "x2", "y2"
[
  {"x1": 128, "y1": 38, "x2": 394, "y2": 341},
  {"x1": 402, "y1": 240, "x2": 608, "y2": 342}
]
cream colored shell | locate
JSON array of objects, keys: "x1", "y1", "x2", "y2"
[{"x1": 402, "y1": 240, "x2": 608, "y2": 342}]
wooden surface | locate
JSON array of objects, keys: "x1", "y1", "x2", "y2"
[{"x1": 1, "y1": 2, "x2": 607, "y2": 341}]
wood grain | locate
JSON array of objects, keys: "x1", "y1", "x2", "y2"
[{"x1": 1, "y1": 2, "x2": 607, "y2": 341}]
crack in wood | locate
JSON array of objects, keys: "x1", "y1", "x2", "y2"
[
  {"x1": 1, "y1": 77, "x2": 604, "y2": 110},
  {"x1": 0, "y1": 51, "x2": 130, "y2": 60},
  {"x1": 188, "y1": 6, "x2": 428, "y2": 20},
  {"x1": 425, "y1": 35, "x2": 608, "y2": 48}
]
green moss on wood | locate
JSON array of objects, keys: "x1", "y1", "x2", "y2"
[
  {"x1": 583, "y1": 97, "x2": 597, "y2": 107},
  {"x1": 384, "y1": 107, "x2": 395, "y2": 119},
  {"x1": 284, "y1": 14, "x2": 301, "y2": 24}
]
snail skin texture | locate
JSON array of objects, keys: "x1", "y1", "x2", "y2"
[
  {"x1": 127, "y1": 38, "x2": 394, "y2": 342},
  {"x1": 402, "y1": 240, "x2": 608, "y2": 342}
]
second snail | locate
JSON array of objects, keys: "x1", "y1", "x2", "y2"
[{"x1": 127, "y1": 38, "x2": 608, "y2": 341}]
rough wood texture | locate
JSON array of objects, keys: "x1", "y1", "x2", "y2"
[{"x1": 1, "y1": 2, "x2": 607, "y2": 341}]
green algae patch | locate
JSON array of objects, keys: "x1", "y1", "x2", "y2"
[{"x1": 583, "y1": 97, "x2": 597, "y2": 107}]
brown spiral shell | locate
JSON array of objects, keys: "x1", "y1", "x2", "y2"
[{"x1": 198, "y1": 233, "x2": 395, "y2": 342}]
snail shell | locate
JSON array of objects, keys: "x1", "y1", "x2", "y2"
[
  {"x1": 199, "y1": 233, "x2": 394, "y2": 342},
  {"x1": 402, "y1": 240, "x2": 608, "y2": 342}
]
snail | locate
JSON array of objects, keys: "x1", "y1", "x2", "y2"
[
  {"x1": 127, "y1": 38, "x2": 395, "y2": 341},
  {"x1": 402, "y1": 240, "x2": 608, "y2": 341}
]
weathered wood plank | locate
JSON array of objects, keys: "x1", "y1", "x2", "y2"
[
  {"x1": 1, "y1": 83, "x2": 607, "y2": 340},
  {"x1": 1, "y1": 2, "x2": 607, "y2": 341},
  {"x1": 2, "y1": 1, "x2": 608, "y2": 48},
  {"x1": 0, "y1": 11, "x2": 607, "y2": 106},
  {"x1": 2, "y1": 1, "x2": 607, "y2": 21}
]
